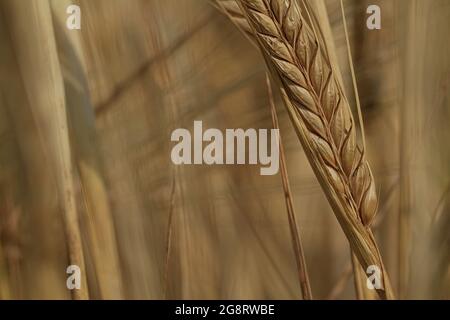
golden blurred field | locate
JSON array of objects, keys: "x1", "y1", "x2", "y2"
[{"x1": 0, "y1": 0, "x2": 449, "y2": 300}]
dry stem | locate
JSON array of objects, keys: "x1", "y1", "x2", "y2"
[{"x1": 266, "y1": 74, "x2": 312, "y2": 300}]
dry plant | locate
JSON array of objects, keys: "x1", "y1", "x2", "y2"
[
  {"x1": 211, "y1": 0, "x2": 387, "y2": 299},
  {"x1": 232, "y1": 0, "x2": 393, "y2": 299},
  {"x1": 1, "y1": 0, "x2": 88, "y2": 299},
  {"x1": 1, "y1": 0, "x2": 448, "y2": 301},
  {"x1": 51, "y1": 0, "x2": 124, "y2": 299},
  {"x1": 212, "y1": 0, "x2": 313, "y2": 299},
  {"x1": 337, "y1": 0, "x2": 377, "y2": 300},
  {"x1": 212, "y1": 0, "x2": 392, "y2": 299},
  {"x1": 266, "y1": 74, "x2": 312, "y2": 299}
]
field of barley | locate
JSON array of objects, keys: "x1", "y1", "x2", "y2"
[{"x1": 0, "y1": 0, "x2": 449, "y2": 300}]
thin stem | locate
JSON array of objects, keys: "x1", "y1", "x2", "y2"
[
  {"x1": 339, "y1": 0, "x2": 366, "y2": 151},
  {"x1": 266, "y1": 74, "x2": 313, "y2": 300},
  {"x1": 163, "y1": 175, "x2": 176, "y2": 299}
]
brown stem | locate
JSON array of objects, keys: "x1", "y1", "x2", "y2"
[{"x1": 266, "y1": 74, "x2": 313, "y2": 300}]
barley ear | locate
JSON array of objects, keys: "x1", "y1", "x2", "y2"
[{"x1": 237, "y1": 0, "x2": 393, "y2": 299}]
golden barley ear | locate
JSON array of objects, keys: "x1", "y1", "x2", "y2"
[{"x1": 236, "y1": 0, "x2": 393, "y2": 299}]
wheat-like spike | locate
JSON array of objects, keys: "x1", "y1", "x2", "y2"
[
  {"x1": 237, "y1": 0, "x2": 393, "y2": 299},
  {"x1": 214, "y1": 0, "x2": 377, "y2": 223}
]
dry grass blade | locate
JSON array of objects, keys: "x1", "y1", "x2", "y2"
[
  {"x1": 213, "y1": 1, "x2": 313, "y2": 299},
  {"x1": 398, "y1": 0, "x2": 415, "y2": 298},
  {"x1": 266, "y1": 74, "x2": 312, "y2": 300},
  {"x1": 237, "y1": 0, "x2": 393, "y2": 299},
  {"x1": 51, "y1": 0, "x2": 124, "y2": 298}
]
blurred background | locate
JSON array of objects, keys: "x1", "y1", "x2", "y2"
[{"x1": 0, "y1": 0, "x2": 449, "y2": 299}]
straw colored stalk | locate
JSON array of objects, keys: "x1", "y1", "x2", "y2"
[
  {"x1": 212, "y1": 0, "x2": 313, "y2": 300},
  {"x1": 1, "y1": 0, "x2": 88, "y2": 299},
  {"x1": 266, "y1": 74, "x2": 312, "y2": 299},
  {"x1": 50, "y1": 0, "x2": 124, "y2": 299}
]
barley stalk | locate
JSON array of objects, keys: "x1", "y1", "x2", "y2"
[
  {"x1": 236, "y1": 0, "x2": 393, "y2": 299},
  {"x1": 266, "y1": 74, "x2": 312, "y2": 300},
  {"x1": 51, "y1": 0, "x2": 124, "y2": 297}
]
